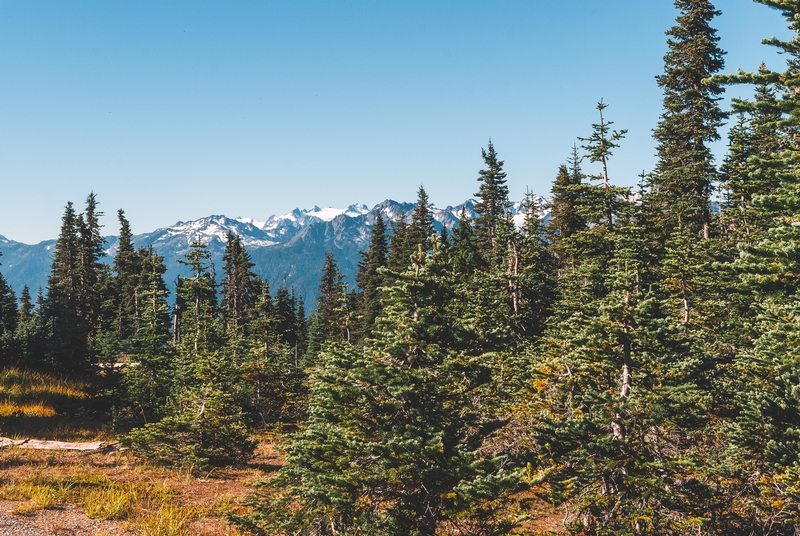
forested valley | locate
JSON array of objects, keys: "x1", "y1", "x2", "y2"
[{"x1": 3, "y1": 0, "x2": 800, "y2": 534}]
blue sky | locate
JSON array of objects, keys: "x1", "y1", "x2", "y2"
[{"x1": 0, "y1": 0, "x2": 793, "y2": 243}]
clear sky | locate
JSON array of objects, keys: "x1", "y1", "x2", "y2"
[{"x1": 0, "y1": 0, "x2": 793, "y2": 244}]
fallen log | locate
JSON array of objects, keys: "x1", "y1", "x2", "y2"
[{"x1": 0, "y1": 437, "x2": 117, "y2": 452}]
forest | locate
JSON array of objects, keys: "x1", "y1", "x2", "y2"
[{"x1": 2, "y1": 0, "x2": 800, "y2": 534}]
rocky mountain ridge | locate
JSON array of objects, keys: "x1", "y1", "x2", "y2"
[{"x1": 0, "y1": 197, "x2": 549, "y2": 307}]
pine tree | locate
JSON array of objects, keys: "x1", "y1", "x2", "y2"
[
  {"x1": 515, "y1": 193, "x2": 557, "y2": 337},
  {"x1": 274, "y1": 285, "x2": 297, "y2": 348},
  {"x1": 546, "y1": 149, "x2": 587, "y2": 261},
  {"x1": 17, "y1": 285, "x2": 33, "y2": 325},
  {"x1": 0, "y1": 249, "x2": 18, "y2": 364},
  {"x1": 125, "y1": 240, "x2": 254, "y2": 470},
  {"x1": 175, "y1": 240, "x2": 220, "y2": 358},
  {"x1": 529, "y1": 201, "x2": 724, "y2": 533},
  {"x1": 579, "y1": 100, "x2": 628, "y2": 231},
  {"x1": 356, "y1": 212, "x2": 389, "y2": 331},
  {"x1": 118, "y1": 245, "x2": 172, "y2": 424},
  {"x1": 408, "y1": 185, "x2": 436, "y2": 252},
  {"x1": 236, "y1": 245, "x2": 519, "y2": 535},
  {"x1": 712, "y1": 5, "x2": 800, "y2": 526},
  {"x1": 13, "y1": 285, "x2": 40, "y2": 368},
  {"x1": 45, "y1": 201, "x2": 88, "y2": 373},
  {"x1": 451, "y1": 206, "x2": 477, "y2": 278},
  {"x1": 719, "y1": 64, "x2": 783, "y2": 246},
  {"x1": 650, "y1": 0, "x2": 726, "y2": 240},
  {"x1": 387, "y1": 215, "x2": 412, "y2": 273},
  {"x1": 473, "y1": 140, "x2": 510, "y2": 253},
  {"x1": 77, "y1": 192, "x2": 107, "y2": 339},
  {"x1": 220, "y1": 232, "x2": 260, "y2": 338},
  {"x1": 316, "y1": 251, "x2": 346, "y2": 344}
]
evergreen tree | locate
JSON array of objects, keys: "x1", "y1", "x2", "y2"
[
  {"x1": 274, "y1": 285, "x2": 297, "y2": 348},
  {"x1": 45, "y1": 201, "x2": 88, "y2": 373},
  {"x1": 529, "y1": 202, "x2": 725, "y2": 533},
  {"x1": 407, "y1": 185, "x2": 436, "y2": 252},
  {"x1": 451, "y1": 206, "x2": 477, "y2": 278},
  {"x1": 175, "y1": 240, "x2": 220, "y2": 358},
  {"x1": 17, "y1": 285, "x2": 33, "y2": 325},
  {"x1": 515, "y1": 193, "x2": 557, "y2": 337},
  {"x1": 0, "y1": 250, "x2": 18, "y2": 364},
  {"x1": 473, "y1": 140, "x2": 510, "y2": 253},
  {"x1": 356, "y1": 212, "x2": 389, "y2": 331},
  {"x1": 236, "y1": 246, "x2": 519, "y2": 535},
  {"x1": 220, "y1": 232, "x2": 260, "y2": 338},
  {"x1": 13, "y1": 285, "x2": 40, "y2": 368},
  {"x1": 125, "y1": 240, "x2": 254, "y2": 470},
  {"x1": 76, "y1": 192, "x2": 107, "y2": 343},
  {"x1": 579, "y1": 100, "x2": 628, "y2": 230},
  {"x1": 386, "y1": 214, "x2": 412, "y2": 273},
  {"x1": 546, "y1": 149, "x2": 587, "y2": 261},
  {"x1": 109, "y1": 209, "x2": 138, "y2": 341},
  {"x1": 316, "y1": 251, "x2": 346, "y2": 344},
  {"x1": 650, "y1": 0, "x2": 726, "y2": 239}
]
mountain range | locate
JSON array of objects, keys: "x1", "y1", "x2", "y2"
[{"x1": 0, "y1": 197, "x2": 549, "y2": 308}]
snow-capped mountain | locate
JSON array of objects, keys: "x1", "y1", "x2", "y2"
[{"x1": 0, "y1": 196, "x2": 550, "y2": 308}]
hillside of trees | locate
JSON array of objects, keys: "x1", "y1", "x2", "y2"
[{"x1": 4, "y1": 0, "x2": 800, "y2": 533}]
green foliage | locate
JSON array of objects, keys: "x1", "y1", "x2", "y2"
[
  {"x1": 651, "y1": 0, "x2": 726, "y2": 238},
  {"x1": 124, "y1": 387, "x2": 255, "y2": 471},
  {"x1": 236, "y1": 247, "x2": 520, "y2": 535},
  {"x1": 474, "y1": 141, "x2": 511, "y2": 255}
]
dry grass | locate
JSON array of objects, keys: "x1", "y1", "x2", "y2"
[
  {"x1": 0, "y1": 367, "x2": 284, "y2": 534},
  {"x1": 0, "y1": 440, "x2": 285, "y2": 535},
  {"x1": 0, "y1": 367, "x2": 108, "y2": 441}
]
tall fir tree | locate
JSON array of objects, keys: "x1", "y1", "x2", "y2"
[
  {"x1": 546, "y1": 149, "x2": 587, "y2": 263},
  {"x1": 0, "y1": 249, "x2": 18, "y2": 364},
  {"x1": 473, "y1": 140, "x2": 510, "y2": 254},
  {"x1": 356, "y1": 212, "x2": 389, "y2": 332},
  {"x1": 315, "y1": 251, "x2": 347, "y2": 344},
  {"x1": 407, "y1": 185, "x2": 436, "y2": 253},
  {"x1": 236, "y1": 245, "x2": 519, "y2": 535},
  {"x1": 45, "y1": 201, "x2": 88, "y2": 373},
  {"x1": 220, "y1": 232, "x2": 260, "y2": 338},
  {"x1": 650, "y1": 0, "x2": 726, "y2": 240}
]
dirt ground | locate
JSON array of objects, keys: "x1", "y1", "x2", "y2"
[{"x1": 0, "y1": 438, "x2": 284, "y2": 536}]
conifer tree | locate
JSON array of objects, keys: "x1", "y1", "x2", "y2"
[
  {"x1": 236, "y1": 245, "x2": 519, "y2": 535},
  {"x1": 387, "y1": 215, "x2": 412, "y2": 272},
  {"x1": 17, "y1": 285, "x2": 33, "y2": 325},
  {"x1": 45, "y1": 201, "x2": 88, "y2": 373},
  {"x1": 473, "y1": 140, "x2": 510, "y2": 253},
  {"x1": 579, "y1": 100, "x2": 628, "y2": 231},
  {"x1": 451, "y1": 206, "x2": 477, "y2": 278},
  {"x1": 13, "y1": 285, "x2": 39, "y2": 367},
  {"x1": 546, "y1": 150, "x2": 587, "y2": 262},
  {"x1": 175, "y1": 240, "x2": 220, "y2": 358},
  {"x1": 650, "y1": 0, "x2": 726, "y2": 239},
  {"x1": 220, "y1": 232, "x2": 260, "y2": 338},
  {"x1": 712, "y1": 4, "x2": 800, "y2": 526},
  {"x1": 515, "y1": 193, "x2": 557, "y2": 337},
  {"x1": 530, "y1": 201, "x2": 724, "y2": 533},
  {"x1": 0, "y1": 250, "x2": 18, "y2": 363},
  {"x1": 77, "y1": 192, "x2": 107, "y2": 343},
  {"x1": 316, "y1": 251, "x2": 347, "y2": 344},
  {"x1": 273, "y1": 285, "x2": 297, "y2": 348},
  {"x1": 126, "y1": 240, "x2": 254, "y2": 470},
  {"x1": 356, "y1": 212, "x2": 389, "y2": 331},
  {"x1": 408, "y1": 185, "x2": 436, "y2": 252}
]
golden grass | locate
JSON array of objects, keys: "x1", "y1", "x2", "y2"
[
  {"x1": 0, "y1": 402, "x2": 57, "y2": 417},
  {"x1": 0, "y1": 367, "x2": 108, "y2": 441},
  {"x1": 0, "y1": 437, "x2": 283, "y2": 535},
  {"x1": 0, "y1": 368, "x2": 87, "y2": 403}
]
